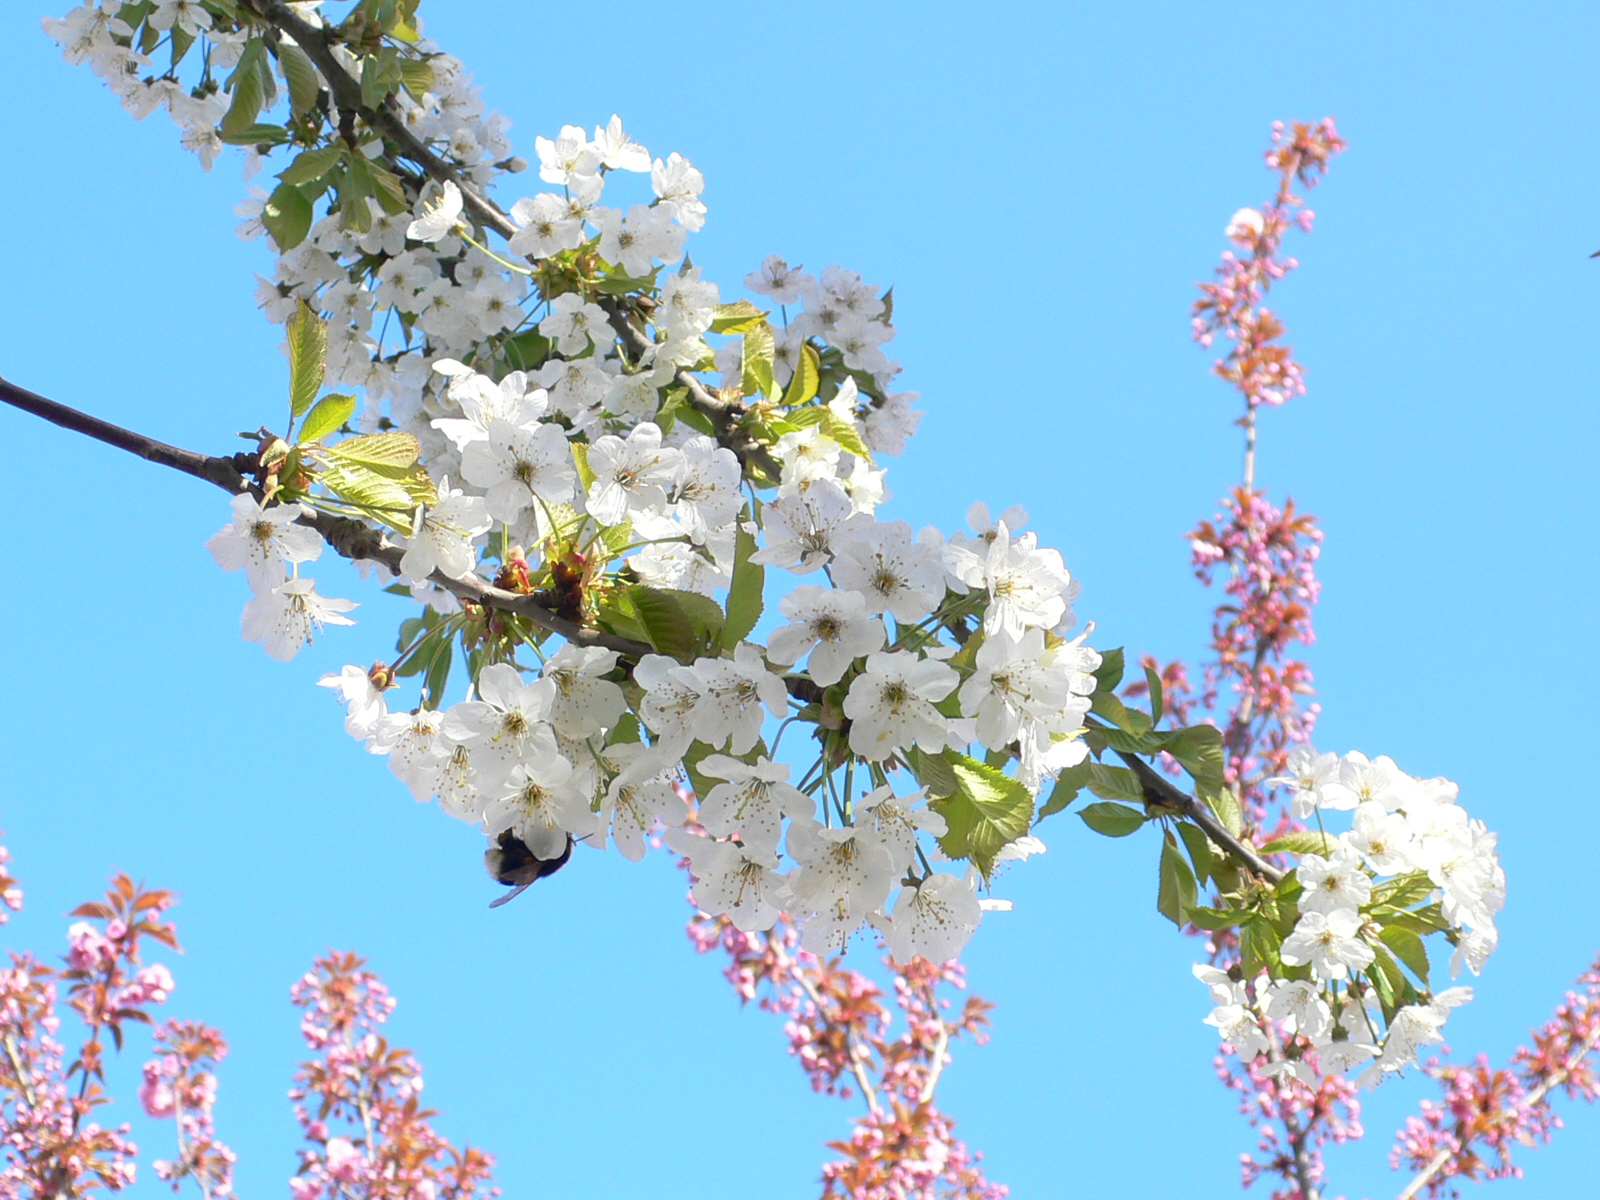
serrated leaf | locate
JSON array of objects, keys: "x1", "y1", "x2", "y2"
[
  {"x1": 1189, "y1": 905, "x2": 1253, "y2": 931},
  {"x1": 907, "y1": 745, "x2": 958, "y2": 799},
  {"x1": 1372, "y1": 871, "x2": 1436, "y2": 910},
  {"x1": 422, "y1": 637, "x2": 453, "y2": 708},
  {"x1": 278, "y1": 42, "x2": 321, "y2": 116},
  {"x1": 325, "y1": 431, "x2": 421, "y2": 473},
  {"x1": 571, "y1": 441, "x2": 595, "y2": 492},
  {"x1": 1098, "y1": 725, "x2": 1172, "y2": 754},
  {"x1": 1260, "y1": 830, "x2": 1341, "y2": 857},
  {"x1": 1176, "y1": 821, "x2": 1215, "y2": 885},
  {"x1": 1086, "y1": 763, "x2": 1145, "y2": 804},
  {"x1": 1077, "y1": 801, "x2": 1146, "y2": 838},
  {"x1": 369, "y1": 162, "x2": 409, "y2": 215},
  {"x1": 1379, "y1": 925, "x2": 1430, "y2": 985},
  {"x1": 1158, "y1": 832, "x2": 1199, "y2": 926},
  {"x1": 216, "y1": 123, "x2": 292, "y2": 146},
  {"x1": 1202, "y1": 784, "x2": 1244, "y2": 837},
  {"x1": 723, "y1": 525, "x2": 764, "y2": 647},
  {"x1": 710, "y1": 299, "x2": 768, "y2": 334},
  {"x1": 1240, "y1": 915, "x2": 1283, "y2": 977},
  {"x1": 397, "y1": 58, "x2": 434, "y2": 97},
  {"x1": 741, "y1": 322, "x2": 776, "y2": 399},
  {"x1": 280, "y1": 145, "x2": 343, "y2": 186},
  {"x1": 930, "y1": 753, "x2": 1034, "y2": 879},
  {"x1": 261, "y1": 181, "x2": 313, "y2": 250},
  {"x1": 1036, "y1": 757, "x2": 1093, "y2": 823},
  {"x1": 782, "y1": 342, "x2": 821, "y2": 407},
  {"x1": 1143, "y1": 663, "x2": 1165, "y2": 726},
  {"x1": 1167, "y1": 723, "x2": 1225, "y2": 791},
  {"x1": 1091, "y1": 687, "x2": 1151, "y2": 735},
  {"x1": 298, "y1": 393, "x2": 355, "y2": 444},
  {"x1": 783, "y1": 405, "x2": 873, "y2": 462},
  {"x1": 627, "y1": 586, "x2": 724, "y2": 662},
  {"x1": 320, "y1": 463, "x2": 414, "y2": 514},
  {"x1": 1093, "y1": 647, "x2": 1125, "y2": 692},
  {"x1": 221, "y1": 40, "x2": 267, "y2": 135},
  {"x1": 286, "y1": 301, "x2": 327, "y2": 420}
]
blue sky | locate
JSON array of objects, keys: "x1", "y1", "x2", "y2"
[{"x1": 3, "y1": 2, "x2": 1599, "y2": 1197}]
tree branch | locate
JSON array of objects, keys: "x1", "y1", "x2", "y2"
[
  {"x1": 1097, "y1": 731, "x2": 1284, "y2": 883},
  {"x1": 244, "y1": 0, "x2": 774, "y2": 472},
  {"x1": 0, "y1": 376, "x2": 251, "y2": 492}
]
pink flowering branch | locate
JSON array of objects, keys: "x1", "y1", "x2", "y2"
[
  {"x1": 1391, "y1": 956, "x2": 1600, "y2": 1199},
  {"x1": 140, "y1": 1021, "x2": 236, "y2": 1198},
  {"x1": 686, "y1": 900, "x2": 1005, "y2": 1199},
  {"x1": 288, "y1": 950, "x2": 498, "y2": 1200}
]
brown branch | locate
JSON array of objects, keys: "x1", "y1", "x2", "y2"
[
  {"x1": 1099, "y1": 729, "x2": 1285, "y2": 883},
  {"x1": 0, "y1": 376, "x2": 252, "y2": 492}
]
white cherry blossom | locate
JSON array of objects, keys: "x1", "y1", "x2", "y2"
[
  {"x1": 207, "y1": 495, "x2": 323, "y2": 592},
  {"x1": 241, "y1": 577, "x2": 355, "y2": 661},
  {"x1": 888, "y1": 873, "x2": 982, "y2": 965},
  {"x1": 765, "y1": 586, "x2": 886, "y2": 687},
  {"x1": 843, "y1": 651, "x2": 958, "y2": 761}
]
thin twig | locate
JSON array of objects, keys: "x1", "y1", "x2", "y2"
[{"x1": 793, "y1": 969, "x2": 882, "y2": 1119}]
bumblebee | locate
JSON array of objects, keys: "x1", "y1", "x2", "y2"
[{"x1": 484, "y1": 830, "x2": 572, "y2": 907}]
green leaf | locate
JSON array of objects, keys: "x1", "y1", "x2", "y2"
[
  {"x1": 723, "y1": 525, "x2": 764, "y2": 647},
  {"x1": 1157, "y1": 832, "x2": 1199, "y2": 926},
  {"x1": 1379, "y1": 925, "x2": 1431, "y2": 985},
  {"x1": 1189, "y1": 905, "x2": 1253, "y2": 931},
  {"x1": 1092, "y1": 687, "x2": 1151, "y2": 735},
  {"x1": 1372, "y1": 871, "x2": 1436, "y2": 910},
  {"x1": 397, "y1": 58, "x2": 434, "y2": 97},
  {"x1": 368, "y1": 162, "x2": 409, "y2": 215},
  {"x1": 1202, "y1": 784, "x2": 1244, "y2": 837},
  {"x1": 261, "y1": 181, "x2": 313, "y2": 250},
  {"x1": 741, "y1": 322, "x2": 776, "y2": 399},
  {"x1": 324, "y1": 431, "x2": 421, "y2": 474},
  {"x1": 1036, "y1": 757, "x2": 1093, "y2": 823},
  {"x1": 1077, "y1": 801, "x2": 1147, "y2": 838},
  {"x1": 280, "y1": 145, "x2": 344, "y2": 186},
  {"x1": 782, "y1": 404, "x2": 873, "y2": 462},
  {"x1": 216, "y1": 123, "x2": 292, "y2": 146},
  {"x1": 298, "y1": 393, "x2": 356, "y2": 444},
  {"x1": 1093, "y1": 647, "x2": 1125, "y2": 692},
  {"x1": 627, "y1": 586, "x2": 724, "y2": 662},
  {"x1": 221, "y1": 40, "x2": 268, "y2": 135},
  {"x1": 930, "y1": 753, "x2": 1035, "y2": 878},
  {"x1": 278, "y1": 43, "x2": 321, "y2": 116},
  {"x1": 907, "y1": 745, "x2": 958, "y2": 799},
  {"x1": 570, "y1": 441, "x2": 596, "y2": 494},
  {"x1": 1176, "y1": 821, "x2": 1215, "y2": 885},
  {"x1": 1086, "y1": 763, "x2": 1145, "y2": 804},
  {"x1": 1143, "y1": 663, "x2": 1165, "y2": 726},
  {"x1": 1098, "y1": 725, "x2": 1170, "y2": 755},
  {"x1": 710, "y1": 299, "x2": 769, "y2": 334},
  {"x1": 1167, "y1": 723, "x2": 1225, "y2": 791},
  {"x1": 503, "y1": 329, "x2": 553, "y2": 372},
  {"x1": 1259, "y1": 830, "x2": 1340, "y2": 857},
  {"x1": 782, "y1": 342, "x2": 821, "y2": 407},
  {"x1": 286, "y1": 301, "x2": 328, "y2": 420},
  {"x1": 319, "y1": 463, "x2": 415, "y2": 518},
  {"x1": 421, "y1": 637, "x2": 453, "y2": 708},
  {"x1": 1240, "y1": 915, "x2": 1283, "y2": 977}
]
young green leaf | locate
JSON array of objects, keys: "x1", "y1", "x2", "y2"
[
  {"x1": 1259, "y1": 830, "x2": 1340, "y2": 857},
  {"x1": 1157, "y1": 832, "x2": 1199, "y2": 926},
  {"x1": 1143, "y1": 662, "x2": 1165, "y2": 726},
  {"x1": 286, "y1": 301, "x2": 328, "y2": 421},
  {"x1": 930, "y1": 753, "x2": 1035, "y2": 879},
  {"x1": 1036, "y1": 757, "x2": 1093, "y2": 823},
  {"x1": 324, "y1": 431, "x2": 421, "y2": 474},
  {"x1": 278, "y1": 42, "x2": 321, "y2": 116},
  {"x1": 709, "y1": 299, "x2": 768, "y2": 334},
  {"x1": 723, "y1": 525, "x2": 765, "y2": 647},
  {"x1": 1077, "y1": 801, "x2": 1147, "y2": 838},
  {"x1": 782, "y1": 343, "x2": 821, "y2": 407},
  {"x1": 298, "y1": 393, "x2": 355, "y2": 444},
  {"x1": 1086, "y1": 763, "x2": 1145, "y2": 804},
  {"x1": 261, "y1": 181, "x2": 313, "y2": 250},
  {"x1": 742, "y1": 322, "x2": 776, "y2": 399}
]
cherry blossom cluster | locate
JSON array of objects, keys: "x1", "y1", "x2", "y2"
[
  {"x1": 44, "y1": 0, "x2": 1108, "y2": 963},
  {"x1": 687, "y1": 898, "x2": 1005, "y2": 1198},
  {"x1": 1196, "y1": 746, "x2": 1504, "y2": 1091},
  {"x1": 140, "y1": 1020, "x2": 237, "y2": 1197},
  {"x1": 288, "y1": 951, "x2": 498, "y2": 1200}
]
